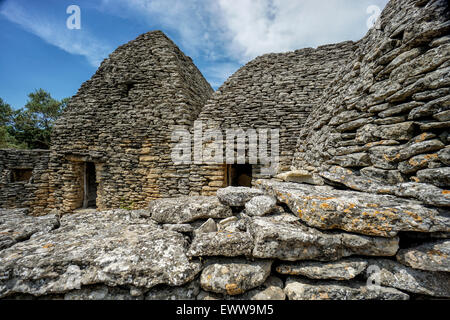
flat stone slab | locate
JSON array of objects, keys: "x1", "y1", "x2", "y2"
[
  {"x1": 245, "y1": 195, "x2": 277, "y2": 217},
  {"x1": 217, "y1": 187, "x2": 265, "y2": 207},
  {"x1": 276, "y1": 258, "x2": 368, "y2": 280},
  {"x1": 197, "y1": 276, "x2": 285, "y2": 300},
  {"x1": 0, "y1": 210, "x2": 202, "y2": 298},
  {"x1": 364, "y1": 259, "x2": 450, "y2": 298},
  {"x1": 200, "y1": 258, "x2": 272, "y2": 295},
  {"x1": 319, "y1": 166, "x2": 450, "y2": 207},
  {"x1": 188, "y1": 231, "x2": 254, "y2": 257},
  {"x1": 145, "y1": 281, "x2": 200, "y2": 300},
  {"x1": 249, "y1": 216, "x2": 399, "y2": 261},
  {"x1": 396, "y1": 240, "x2": 450, "y2": 272},
  {"x1": 256, "y1": 179, "x2": 450, "y2": 237},
  {"x1": 284, "y1": 277, "x2": 409, "y2": 300},
  {"x1": 148, "y1": 196, "x2": 233, "y2": 224},
  {"x1": 0, "y1": 209, "x2": 60, "y2": 251}
]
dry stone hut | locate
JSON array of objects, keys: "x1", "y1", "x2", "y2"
[
  {"x1": 192, "y1": 42, "x2": 355, "y2": 195},
  {"x1": 46, "y1": 31, "x2": 213, "y2": 213}
]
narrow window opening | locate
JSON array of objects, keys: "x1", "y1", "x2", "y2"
[{"x1": 11, "y1": 168, "x2": 33, "y2": 182}]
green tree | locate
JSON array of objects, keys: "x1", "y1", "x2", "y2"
[
  {"x1": 0, "y1": 98, "x2": 25, "y2": 149},
  {"x1": 0, "y1": 97, "x2": 13, "y2": 126},
  {"x1": 11, "y1": 89, "x2": 68, "y2": 149}
]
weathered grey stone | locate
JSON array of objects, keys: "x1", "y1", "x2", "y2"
[
  {"x1": 390, "y1": 182, "x2": 450, "y2": 207},
  {"x1": 360, "y1": 166, "x2": 405, "y2": 184},
  {"x1": 438, "y1": 147, "x2": 450, "y2": 165},
  {"x1": 149, "y1": 196, "x2": 233, "y2": 224},
  {"x1": 257, "y1": 179, "x2": 450, "y2": 237},
  {"x1": 162, "y1": 224, "x2": 194, "y2": 233},
  {"x1": 217, "y1": 216, "x2": 239, "y2": 231},
  {"x1": 319, "y1": 166, "x2": 450, "y2": 207},
  {"x1": 194, "y1": 218, "x2": 217, "y2": 235},
  {"x1": 396, "y1": 240, "x2": 450, "y2": 272},
  {"x1": 64, "y1": 285, "x2": 143, "y2": 300},
  {"x1": 416, "y1": 167, "x2": 450, "y2": 187},
  {"x1": 245, "y1": 195, "x2": 277, "y2": 217},
  {"x1": 284, "y1": 277, "x2": 409, "y2": 300},
  {"x1": 241, "y1": 276, "x2": 286, "y2": 300},
  {"x1": 330, "y1": 153, "x2": 371, "y2": 168},
  {"x1": 145, "y1": 281, "x2": 200, "y2": 300},
  {"x1": 409, "y1": 96, "x2": 450, "y2": 120},
  {"x1": 0, "y1": 209, "x2": 59, "y2": 251},
  {"x1": 216, "y1": 187, "x2": 265, "y2": 207},
  {"x1": 398, "y1": 153, "x2": 440, "y2": 174},
  {"x1": 249, "y1": 215, "x2": 399, "y2": 261},
  {"x1": 188, "y1": 231, "x2": 254, "y2": 257},
  {"x1": 0, "y1": 210, "x2": 202, "y2": 298},
  {"x1": 197, "y1": 276, "x2": 285, "y2": 300},
  {"x1": 276, "y1": 258, "x2": 368, "y2": 280},
  {"x1": 364, "y1": 259, "x2": 450, "y2": 297},
  {"x1": 200, "y1": 259, "x2": 272, "y2": 295},
  {"x1": 275, "y1": 170, "x2": 324, "y2": 185}
]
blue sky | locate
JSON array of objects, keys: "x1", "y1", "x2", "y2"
[{"x1": 0, "y1": 0, "x2": 389, "y2": 110}]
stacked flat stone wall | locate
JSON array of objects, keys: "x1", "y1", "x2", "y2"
[
  {"x1": 292, "y1": 0, "x2": 449, "y2": 196},
  {"x1": 189, "y1": 41, "x2": 356, "y2": 196},
  {"x1": 0, "y1": 149, "x2": 50, "y2": 215},
  {"x1": 47, "y1": 31, "x2": 213, "y2": 213}
]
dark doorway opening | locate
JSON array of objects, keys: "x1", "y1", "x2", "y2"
[
  {"x1": 83, "y1": 162, "x2": 97, "y2": 208},
  {"x1": 227, "y1": 164, "x2": 252, "y2": 187}
]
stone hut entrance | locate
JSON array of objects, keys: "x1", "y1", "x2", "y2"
[
  {"x1": 83, "y1": 162, "x2": 97, "y2": 208},
  {"x1": 226, "y1": 164, "x2": 252, "y2": 187}
]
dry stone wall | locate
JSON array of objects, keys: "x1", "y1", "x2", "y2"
[
  {"x1": 0, "y1": 149, "x2": 50, "y2": 215},
  {"x1": 190, "y1": 41, "x2": 355, "y2": 195},
  {"x1": 1, "y1": 186, "x2": 448, "y2": 300},
  {"x1": 48, "y1": 31, "x2": 213, "y2": 213},
  {"x1": 292, "y1": 0, "x2": 450, "y2": 200}
]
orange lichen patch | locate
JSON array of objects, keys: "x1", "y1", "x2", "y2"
[
  {"x1": 319, "y1": 203, "x2": 333, "y2": 210},
  {"x1": 367, "y1": 203, "x2": 379, "y2": 208},
  {"x1": 404, "y1": 210, "x2": 423, "y2": 222},
  {"x1": 427, "y1": 249, "x2": 447, "y2": 258},
  {"x1": 42, "y1": 243, "x2": 54, "y2": 249},
  {"x1": 415, "y1": 133, "x2": 429, "y2": 143},
  {"x1": 411, "y1": 177, "x2": 420, "y2": 182},
  {"x1": 383, "y1": 153, "x2": 400, "y2": 162},
  {"x1": 227, "y1": 233, "x2": 233, "y2": 238},
  {"x1": 424, "y1": 154, "x2": 438, "y2": 160},
  {"x1": 442, "y1": 190, "x2": 450, "y2": 195},
  {"x1": 319, "y1": 292, "x2": 330, "y2": 299},
  {"x1": 226, "y1": 283, "x2": 243, "y2": 295},
  {"x1": 343, "y1": 209, "x2": 351, "y2": 213},
  {"x1": 348, "y1": 203, "x2": 356, "y2": 209}
]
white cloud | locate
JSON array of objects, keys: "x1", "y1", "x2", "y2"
[
  {"x1": 0, "y1": 1, "x2": 112, "y2": 67},
  {"x1": 216, "y1": 0, "x2": 390, "y2": 62},
  {"x1": 98, "y1": 0, "x2": 389, "y2": 79}
]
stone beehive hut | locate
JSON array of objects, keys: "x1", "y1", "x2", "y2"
[
  {"x1": 46, "y1": 31, "x2": 213, "y2": 213},
  {"x1": 292, "y1": 0, "x2": 450, "y2": 206},
  {"x1": 191, "y1": 42, "x2": 355, "y2": 195}
]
